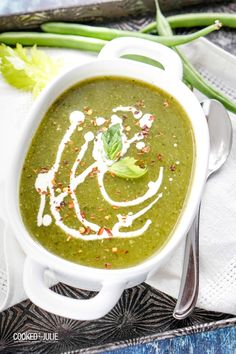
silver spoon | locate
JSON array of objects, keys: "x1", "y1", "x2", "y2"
[{"x1": 173, "y1": 99, "x2": 233, "y2": 320}]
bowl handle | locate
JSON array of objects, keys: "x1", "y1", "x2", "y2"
[
  {"x1": 24, "y1": 257, "x2": 126, "y2": 320},
  {"x1": 98, "y1": 37, "x2": 183, "y2": 80}
]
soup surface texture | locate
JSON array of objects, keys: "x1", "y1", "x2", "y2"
[{"x1": 20, "y1": 77, "x2": 194, "y2": 269}]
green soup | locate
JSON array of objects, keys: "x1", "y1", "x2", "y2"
[{"x1": 20, "y1": 77, "x2": 195, "y2": 269}]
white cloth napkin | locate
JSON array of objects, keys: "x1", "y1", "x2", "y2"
[{"x1": 0, "y1": 39, "x2": 236, "y2": 315}]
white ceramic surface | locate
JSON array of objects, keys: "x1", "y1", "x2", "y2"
[{"x1": 5, "y1": 38, "x2": 209, "y2": 320}]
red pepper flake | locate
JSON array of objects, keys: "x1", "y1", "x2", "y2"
[
  {"x1": 104, "y1": 262, "x2": 112, "y2": 269},
  {"x1": 116, "y1": 249, "x2": 129, "y2": 254},
  {"x1": 100, "y1": 127, "x2": 108, "y2": 132},
  {"x1": 84, "y1": 106, "x2": 93, "y2": 115},
  {"x1": 104, "y1": 228, "x2": 113, "y2": 237},
  {"x1": 97, "y1": 227, "x2": 105, "y2": 235},
  {"x1": 142, "y1": 126, "x2": 149, "y2": 137},
  {"x1": 138, "y1": 161, "x2": 146, "y2": 169},
  {"x1": 149, "y1": 115, "x2": 156, "y2": 121},
  {"x1": 51, "y1": 179, "x2": 56, "y2": 186},
  {"x1": 81, "y1": 211, "x2": 86, "y2": 219},
  {"x1": 92, "y1": 167, "x2": 99, "y2": 173},
  {"x1": 67, "y1": 186, "x2": 72, "y2": 195},
  {"x1": 39, "y1": 167, "x2": 49, "y2": 173},
  {"x1": 157, "y1": 153, "x2": 163, "y2": 161},
  {"x1": 68, "y1": 201, "x2": 74, "y2": 209},
  {"x1": 90, "y1": 213, "x2": 95, "y2": 219},
  {"x1": 135, "y1": 99, "x2": 145, "y2": 108},
  {"x1": 163, "y1": 100, "x2": 169, "y2": 108},
  {"x1": 170, "y1": 164, "x2": 176, "y2": 171},
  {"x1": 85, "y1": 226, "x2": 91, "y2": 235},
  {"x1": 79, "y1": 226, "x2": 86, "y2": 234},
  {"x1": 142, "y1": 146, "x2": 150, "y2": 153}
]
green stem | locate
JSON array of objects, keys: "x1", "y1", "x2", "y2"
[
  {"x1": 141, "y1": 13, "x2": 236, "y2": 33},
  {"x1": 41, "y1": 22, "x2": 221, "y2": 47},
  {"x1": 0, "y1": 32, "x2": 106, "y2": 51}
]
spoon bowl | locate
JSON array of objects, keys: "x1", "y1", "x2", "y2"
[{"x1": 203, "y1": 99, "x2": 233, "y2": 177}]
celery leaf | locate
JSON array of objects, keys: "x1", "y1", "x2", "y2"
[{"x1": 0, "y1": 44, "x2": 62, "y2": 96}]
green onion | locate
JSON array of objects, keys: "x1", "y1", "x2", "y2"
[
  {"x1": 40, "y1": 22, "x2": 221, "y2": 47},
  {"x1": 141, "y1": 13, "x2": 236, "y2": 33}
]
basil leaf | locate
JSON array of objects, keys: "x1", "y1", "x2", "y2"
[
  {"x1": 102, "y1": 124, "x2": 122, "y2": 160},
  {"x1": 109, "y1": 157, "x2": 147, "y2": 179}
]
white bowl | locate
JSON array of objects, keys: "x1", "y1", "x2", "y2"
[{"x1": 6, "y1": 38, "x2": 209, "y2": 320}]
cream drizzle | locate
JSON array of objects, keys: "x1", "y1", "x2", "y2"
[
  {"x1": 96, "y1": 117, "x2": 106, "y2": 126},
  {"x1": 35, "y1": 105, "x2": 164, "y2": 240},
  {"x1": 112, "y1": 193, "x2": 162, "y2": 237},
  {"x1": 42, "y1": 214, "x2": 52, "y2": 226},
  {"x1": 97, "y1": 167, "x2": 163, "y2": 207},
  {"x1": 113, "y1": 106, "x2": 142, "y2": 119},
  {"x1": 139, "y1": 113, "x2": 155, "y2": 129},
  {"x1": 136, "y1": 141, "x2": 145, "y2": 150}
]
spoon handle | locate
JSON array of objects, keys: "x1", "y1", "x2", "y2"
[{"x1": 173, "y1": 204, "x2": 200, "y2": 319}]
